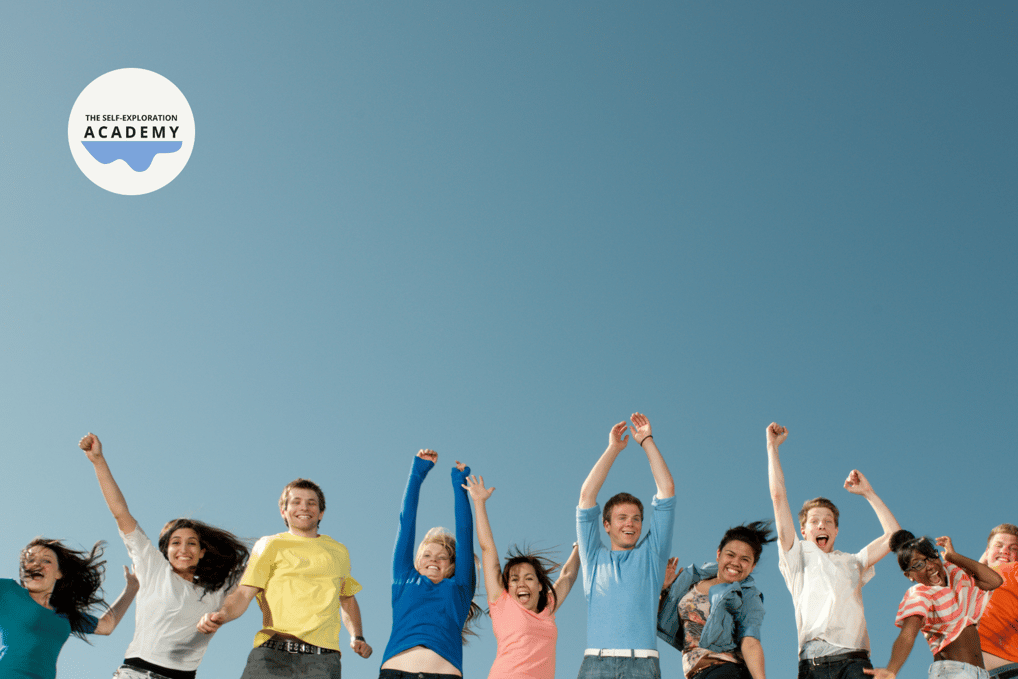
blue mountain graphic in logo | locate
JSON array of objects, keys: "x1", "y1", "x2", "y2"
[{"x1": 81, "y1": 141, "x2": 183, "y2": 172}]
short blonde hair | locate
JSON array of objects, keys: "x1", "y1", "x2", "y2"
[{"x1": 987, "y1": 523, "x2": 1018, "y2": 545}]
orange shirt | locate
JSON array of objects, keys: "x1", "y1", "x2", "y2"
[{"x1": 980, "y1": 562, "x2": 1018, "y2": 662}]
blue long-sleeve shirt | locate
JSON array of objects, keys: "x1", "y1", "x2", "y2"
[{"x1": 381, "y1": 456, "x2": 475, "y2": 671}]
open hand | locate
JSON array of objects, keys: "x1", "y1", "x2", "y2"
[
  {"x1": 609, "y1": 421, "x2": 630, "y2": 450},
  {"x1": 663, "y1": 556, "x2": 680, "y2": 590},
  {"x1": 123, "y1": 565, "x2": 139, "y2": 593},
  {"x1": 462, "y1": 475, "x2": 495, "y2": 502},
  {"x1": 936, "y1": 536, "x2": 956, "y2": 559},
  {"x1": 630, "y1": 413, "x2": 652, "y2": 444}
]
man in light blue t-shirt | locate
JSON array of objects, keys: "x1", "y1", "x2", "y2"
[{"x1": 576, "y1": 412, "x2": 676, "y2": 679}]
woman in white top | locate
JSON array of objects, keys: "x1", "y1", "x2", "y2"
[{"x1": 81, "y1": 433, "x2": 249, "y2": 679}]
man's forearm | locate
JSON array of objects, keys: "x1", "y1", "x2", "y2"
[
  {"x1": 767, "y1": 444, "x2": 796, "y2": 551},
  {"x1": 641, "y1": 437, "x2": 674, "y2": 499},
  {"x1": 579, "y1": 446, "x2": 623, "y2": 508},
  {"x1": 340, "y1": 595, "x2": 363, "y2": 637}
]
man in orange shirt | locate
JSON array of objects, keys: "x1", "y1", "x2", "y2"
[{"x1": 979, "y1": 524, "x2": 1018, "y2": 679}]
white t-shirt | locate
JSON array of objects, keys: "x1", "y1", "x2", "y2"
[
  {"x1": 778, "y1": 538, "x2": 874, "y2": 654},
  {"x1": 120, "y1": 526, "x2": 229, "y2": 671}
]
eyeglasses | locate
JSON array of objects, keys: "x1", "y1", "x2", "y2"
[{"x1": 905, "y1": 556, "x2": 937, "y2": 573}]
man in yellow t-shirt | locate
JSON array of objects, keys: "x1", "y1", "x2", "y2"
[{"x1": 197, "y1": 478, "x2": 372, "y2": 678}]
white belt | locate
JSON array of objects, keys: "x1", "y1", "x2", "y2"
[{"x1": 585, "y1": 649, "x2": 659, "y2": 658}]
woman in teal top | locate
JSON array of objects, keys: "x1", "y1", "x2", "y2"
[{"x1": 0, "y1": 538, "x2": 138, "y2": 679}]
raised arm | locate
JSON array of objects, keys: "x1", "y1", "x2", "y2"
[
  {"x1": 340, "y1": 594, "x2": 373, "y2": 658},
  {"x1": 863, "y1": 615, "x2": 923, "y2": 679},
  {"x1": 844, "y1": 470, "x2": 900, "y2": 565},
  {"x1": 452, "y1": 461, "x2": 474, "y2": 587},
  {"x1": 463, "y1": 475, "x2": 502, "y2": 604},
  {"x1": 196, "y1": 584, "x2": 260, "y2": 633},
  {"x1": 93, "y1": 566, "x2": 140, "y2": 635},
  {"x1": 766, "y1": 423, "x2": 796, "y2": 552},
  {"x1": 80, "y1": 433, "x2": 138, "y2": 534},
  {"x1": 394, "y1": 450, "x2": 435, "y2": 578},
  {"x1": 579, "y1": 422, "x2": 629, "y2": 509},
  {"x1": 630, "y1": 413, "x2": 674, "y2": 499},
  {"x1": 552, "y1": 543, "x2": 581, "y2": 612},
  {"x1": 938, "y1": 536, "x2": 1004, "y2": 590}
]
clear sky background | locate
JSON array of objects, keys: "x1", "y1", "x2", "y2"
[{"x1": 2, "y1": 3, "x2": 1015, "y2": 679}]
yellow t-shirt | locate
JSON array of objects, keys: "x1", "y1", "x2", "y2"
[{"x1": 241, "y1": 532, "x2": 362, "y2": 650}]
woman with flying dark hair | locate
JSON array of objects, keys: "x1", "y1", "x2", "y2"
[
  {"x1": 0, "y1": 537, "x2": 138, "y2": 679},
  {"x1": 657, "y1": 521, "x2": 776, "y2": 679},
  {"x1": 463, "y1": 474, "x2": 581, "y2": 679},
  {"x1": 864, "y1": 530, "x2": 1002, "y2": 679},
  {"x1": 81, "y1": 432, "x2": 249, "y2": 679}
]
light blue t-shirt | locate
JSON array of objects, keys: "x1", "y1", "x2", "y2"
[{"x1": 577, "y1": 495, "x2": 675, "y2": 649}]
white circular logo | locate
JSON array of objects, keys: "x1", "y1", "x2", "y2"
[{"x1": 68, "y1": 69, "x2": 195, "y2": 195}]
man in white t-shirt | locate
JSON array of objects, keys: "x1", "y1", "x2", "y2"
[{"x1": 766, "y1": 423, "x2": 900, "y2": 679}]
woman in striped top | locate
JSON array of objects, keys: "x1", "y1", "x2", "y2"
[{"x1": 865, "y1": 530, "x2": 1003, "y2": 679}]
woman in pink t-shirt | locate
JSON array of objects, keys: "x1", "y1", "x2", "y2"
[{"x1": 463, "y1": 475, "x2": 581, "y2": 679}]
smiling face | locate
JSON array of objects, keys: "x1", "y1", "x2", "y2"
[
  {"x1": 280, "y1": 488, "x2": 324, "y2": 537},
  {"x1": 987, "y1": 533, "x2": 1018, "y2": 567},
  {"x1": 905, "y1": 549, "x2": 948, "y2": 587},
  {"x1": 604, "y1": 502, "x2": 643, "y2": 551},
  {"x1": 166, "y1": 528, "x2": 206, "y2": 578},
  {"x1": 716, "y1": 539, "x2": 757, "y2": 584},
  {"x1": 21, "y1": 546, "x2": 62, "y2": 596},
  {"x1": 416, "y1": 542, "x2": 452, "y2": 583},
  {"x1": 801, "y1": 507, "x2": 839, "y2": 553},
  {"x1": 507, "y1": 562, "x2": 544, "y2": 611}
]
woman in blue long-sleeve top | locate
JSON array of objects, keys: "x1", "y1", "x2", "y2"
[
  {"x1": 657, "y1": 521, "x2": 775, "y2": 679},
  {"x1": 380, "y1": 449, "x2": 481, "y2": 679}
]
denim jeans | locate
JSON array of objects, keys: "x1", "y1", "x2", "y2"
[
  {"x1": 576, "y1": 655, "x2": 661, "y2": 679},
  {"x1": 929, "y1": 660, "x2": 990, "y2": 679},
  {"x1": 691, "y1": 663, "x2": 751, "y2": 679},
  {"x1": 989, "y1": 663, "x2": 1018, "y2": 679},
  {"x1": 797, "y1": 656, "x2": 873, "y2": 679},
  {"x1": 240, "y1": 646, "x2": 342, "y2": 679}
]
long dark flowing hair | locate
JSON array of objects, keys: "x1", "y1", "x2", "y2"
[
  {"x1": 20, "y1": 538, "x2": 108, "y2": 640},
  {"x1": 158, "y1": 519, "x2": 249, "y2": 598}
]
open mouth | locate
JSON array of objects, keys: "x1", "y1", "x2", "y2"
[
  {"x1": 515, "y1": 589, "x2": 532, "y2": 604},
  {"x1": 816, "y1": 536, "x2": 829, "y2": 548},
  {"x1": 23, "y1": 568, "x2": 45, "y2": 580}
]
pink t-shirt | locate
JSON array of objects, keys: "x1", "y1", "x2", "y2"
[{"x1": 488, "y1": 590, "x2": 557, "y2": 679}]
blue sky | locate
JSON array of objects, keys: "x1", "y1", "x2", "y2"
[{"x1": 2, "y1": 3, "x2": 1015, "y2": 679}]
